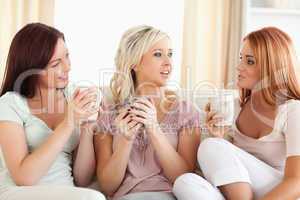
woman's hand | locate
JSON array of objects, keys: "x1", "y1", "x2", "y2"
[
  {"x1": 114, "y1": 107, "x2": 143, "y2": 141},
  {"x1": 80, "y1": 121, "x2": 98, "y2": 140},
  {"x1": 64, "y1": 87, "x2": 99, "y2": 126},
  {"x1": 129, "y1": 97, "x2": 159, "y2": 133},
  {"x1": 205, "y1": 103, "x2": 230, "y2": 138}
]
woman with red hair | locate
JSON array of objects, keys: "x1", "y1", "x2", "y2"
[{"x1": 174, "y1": 27, "x2": 300, "y2": 200}]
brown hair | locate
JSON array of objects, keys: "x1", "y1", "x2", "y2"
[
  {"x1": 0, "y1": 23, "x2": 64, "y2": 98},
  {"x1": 240, "y1": 27, "x2": 300, "y2": 107}
]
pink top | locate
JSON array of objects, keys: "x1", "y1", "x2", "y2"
[
  {"x1": 232, "y1": 99, "x2": 300, "y2": 171},
  {"x1": 97, "y1": 100, "x2": 200, "y2": 199}
]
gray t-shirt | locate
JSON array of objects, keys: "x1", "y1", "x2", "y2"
[{"x1": 0, "y1": 92, "x2": 79, "y2": 192}]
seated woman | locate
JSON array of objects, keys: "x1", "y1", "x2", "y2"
[
  {"x1": 173, "y1": 27, "x2": 300, "y2": 200},
  {"x1": 94, "y1": 25, "x2": 201, "y2": 200},
  {"x1": 0, "y1": 23, "x2": 105, "y2": 200}
]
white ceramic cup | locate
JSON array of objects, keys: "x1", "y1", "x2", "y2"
[
  {"x1": 193, "y1": 89, "x2": 235, "y2": 127},
  {"x1": 207, "y1": 92, "x2": 234, "y2": 127},
  {"x1": 65, "y1": 82, "x2": 102, "y2": 121}
]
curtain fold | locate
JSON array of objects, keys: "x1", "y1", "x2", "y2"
[
  {"x1": 180, "y1": 0, "x2": 247, "y2": 90},
  {"x1": 0, "y1": 0, "x2": 55, "y2": 84}
]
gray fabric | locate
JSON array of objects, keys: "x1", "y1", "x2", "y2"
[
  {"x1": 0, "y1": 186, "x2": 106, "y2": 200},
  {"x1": 0, "y1": 92, "x2": 79, "y2": 193},
  {"x1": 118, "y1": 192, "x2": 176, "y2": 200}
]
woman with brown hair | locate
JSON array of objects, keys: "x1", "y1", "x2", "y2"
[
  {"x1": 173, "y1": 27, "x2": 300, "y2": 200},
  {"x1": 0, "y1": 23, "x2": 105, "y2": 200}
]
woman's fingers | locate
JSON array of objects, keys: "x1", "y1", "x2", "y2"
[
  {"x1": 78, "y1": 95, "x2": 97, "y2": 108},
  {"x1": 129, "y1": 122, "x2": 143, "y2": 132},
  {"x1": 131, "y1": 102, "x2": 151, "y2": 113},
  {"x1": 129, "y1": 109, "x2": 147, "y2": 119},
  {"x1": 207, "y1": 117, "x2": 224, "y2": 126},
  {"x1": 127, "y1": 120, "x2": 139, "y2": 129},
  {"x1": 205, "y1": 102, "x2": 211, "y2": 112},
  {"x1": 120, "y1": 117, "x2": 143, "y2": 140},
  {"x1": 115, "y1": 108, "x2": 130, "y2": 122},
  {"x1": 206, "y1": 121, "x2": 231, "y2": 138},
  {"x1": 116, "y1": 115, "x2": 132, "y2": 135},
  {"x1": 72, "y1": 88, "x2": 81, "y2": 100},
  {"x1": 73, "y1": 87, "x2": 95, "y2": 103},
  {"x1": 206, "y1": 111, "x2": 218, "y2": 122},
  {"x1": 120, "y1": 115, "x2": 132, "y2": 124},
  {"x1": 73, "y1": 88, "x2": 97, "y2": 111},
  {"x1": 206, "y1": 125, "x2": 223, "y2": 137},
  {"x1": 124, "y1": 123, "x2": 143, "y2": 140},
  {"x1": 86, "y1": 106, "x2": 99, "y2": 115},
  {"x1": 132, "y1": 116, "x2": 146, "y2": 125}
]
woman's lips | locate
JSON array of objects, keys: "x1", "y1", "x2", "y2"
[{"x1": 238, "y1": 74, "x2": 245, "y2": 80}]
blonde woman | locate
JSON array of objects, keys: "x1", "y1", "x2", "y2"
[
  {"x1": 94, "y1": 25, "x2": 201, "y2": 200},
  {"x1": 0, "y1": 23, "x2": 105, "y2": 200},
  {"x1": 173, "y1": 27, "x2": 300, "y2": 200}
]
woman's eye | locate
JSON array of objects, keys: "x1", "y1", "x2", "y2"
[
  {"x1": 168, "y1": 52, "x2": 173, "y2": 57},
  {"x1": 247, "y1": 60, "x2": 255, "y2": 65},
  {"x1": 154, "y1": 52, "x2": 162, "y2": 57},
  {"x1": 239, "y1": 56, "x2": 242, "y2": 60},
  {"x1": 51, "y1": 62, "x2": 60, "y2": 68}
]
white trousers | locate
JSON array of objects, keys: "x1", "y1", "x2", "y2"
[
  {"x1": 173, "y1": 138, "x2": 284, "y2": 200},
  {"x1": 0, "y1": 186, "x2": 106, "y2": 200}
]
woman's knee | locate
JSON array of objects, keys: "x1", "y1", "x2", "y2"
[
  {"x1": 197, "y1": 138, "x2": 231, "y2": 165},
  {"x1": 173, "y1": 173, "x2": 218, "y2": 200},
  {"x1": 173, "y1": 173, "x2": 207, "y2": 193},
  {"x1": 77, "y1": 188, "x2": 106, "y2": 200},
  {"x1": 173, "y1": 173, "x2": 193, "y2": 191}
]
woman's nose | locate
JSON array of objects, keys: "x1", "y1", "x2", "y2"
[
  {"x1": 62, "y1": 58, "x2": 71, "y2": 72},
  {"x1": 236, "y1": 62, "x2": 244, "y2": 72},
  {"x1": 163, "y1": 55, "x2": 172, "y2": 66}
]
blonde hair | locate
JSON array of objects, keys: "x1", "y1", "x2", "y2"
[
  {"x1": 240, "y1": 27, "x2": 300, "y2": 107},
  {"x1": 110, "y1": 25, "x2": 169, "y2": 105}
]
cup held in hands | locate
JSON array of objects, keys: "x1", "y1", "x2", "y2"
[{"x1": 64, "y1": 81, "x2": 102, "y2": 121}]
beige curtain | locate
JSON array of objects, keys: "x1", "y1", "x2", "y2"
[
  {"x1": 181, "y1": 0, "x2": 247, "y2": 90},
  {"x1": 0, "y1": 0, "x2": 55, "y2": 84}
]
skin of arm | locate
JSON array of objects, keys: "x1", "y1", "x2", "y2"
[
  {"x1": 260, "y1": 156, "x2": 300, "y2": 200},
  {"x1": 130, "y1": 98, "x2": 201, "y2": 183},
  {"x1": 95, "y1": 107, "x2": 142, "y2": 196},
  {"x1": 0, "y1": 88, "x2": 98, "y2": 186},
  {"x1": 0, "y1": 119, "x2": 74, "y2": 186},
  {"x1": 72, "y1": 122, "x2": 97, "y2": 187},
  {"x1": 147, "y1": 126, "x2": 201, "y2": 183},
  {"x1": 94, "y1": 133, "x2": 134, "y2": 196}
]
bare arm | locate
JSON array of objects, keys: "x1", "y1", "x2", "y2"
[
  {"x1": 260, "y1": 157, "x2": 300, "y2": 200},
  {"x1": 147, "y1": 127, "x2": 201, "y2": 183},
  {"x1": 94, "y1": 133, "x2": 133, "y2": 196},
  {"x1": 0, "y1": 88, "x2": 98, "y2": 186},
  {"x1": 130, "y1": 98, "x2": 201, "y2": 183},
  {"x1": 0, "y1": 120, "x2": 74, "y2": 186},
  {"x1": 95, "y1": 108, "x2": 142, "y2": 196},
  {"x1": 261, "y1": 104, "x2": 300, "y2": 199},
  {"x1": 72, "y1": 122, "x2": 96, "y2": 187}
]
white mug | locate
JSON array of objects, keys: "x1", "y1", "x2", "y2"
[
  {"x1": 207, "y1": 92, "x2": 235, "y2": 127},
  {"x1": 192, "y1": 89, "x2": 235, "y2": 127},
  {"x1": 64, "y1": 82, "x2": 102, "y2": 121}
]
